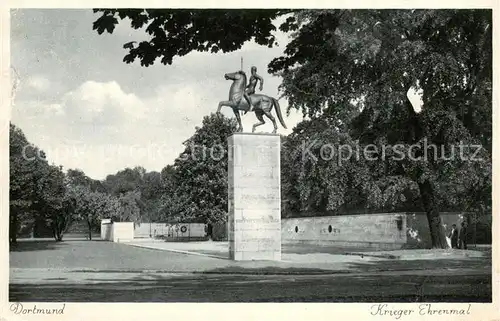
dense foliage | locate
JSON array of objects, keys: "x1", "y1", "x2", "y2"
[
  {"x1": 272, "y1": 10, "x2": 492, "y2": 248},
  {"x1": 159, "y1": 113, "x2": 238, "y2": 224},
  {"x1": 92, "y1": 9, "x2": 295, "y2": 66},
  {"x1": 10, "y1": 124, "x2": 69, "y2": 243}
]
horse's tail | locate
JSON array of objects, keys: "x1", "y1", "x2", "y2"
[{"x1": 272, "y1": 98, "x2": 287, "y2": 129}]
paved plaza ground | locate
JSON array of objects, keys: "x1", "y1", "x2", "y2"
[
  {"x1": 9, "y1": 239, "x2": 492, "y2": 302},
  {"x1": 126, "y1": 239, "x2": 487, "y2": 261}
]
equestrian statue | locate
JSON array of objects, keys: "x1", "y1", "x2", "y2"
[{"x1": 217, "y1": 66, "x2": 287, "y2": 133}]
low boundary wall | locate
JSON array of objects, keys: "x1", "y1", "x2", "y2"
[
  {"x1": 282, "y1": 214, "x2": 406, "y2": 249},
  {"x1": 282, "y1": 212, "x2": 477, "y2": 249},
  {"x1": 134, "y1": 223, "x2": 206, "y2": 239}
]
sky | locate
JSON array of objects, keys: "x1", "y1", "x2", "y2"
[{"x1": 10, "y1": 9, "x2": 422, "y2": 180}]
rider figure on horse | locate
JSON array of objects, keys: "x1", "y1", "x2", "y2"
[
  {"x1": 243, "y1": 66, "x2": 264, "y2": 115},
  {"x1": 218, "y1": 68, "x2": 287, "y2": 133}
]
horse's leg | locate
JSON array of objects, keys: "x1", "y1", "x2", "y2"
[
  {"x1": 263, "y1": 110, "x2": 278, "y2": 133},
  {"x1": 233, "y1": 108, "x2": 243, "y2": 132},
  {"x1": 219, "y1": 98, "x2": 244, "y2": 131},
  {"x1": 252, "y1": 111, "x2": 266, "y2": 133},
  {"x1": 217, "y1": 100, "x2": 233, "y2": 113}
]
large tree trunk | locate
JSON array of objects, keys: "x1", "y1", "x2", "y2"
[
  {"x1": 87, "y1": 220, "x2": 92, "y2": 241},
  {"x1": 53, "y1": 230, "x2": 63, "y2": 242},
  {"x1": 10, "y1": 210, "x2": 18, "y2": 245},
  {"x1": 58, "y1": 219, "x2": 69, "y2": 242},
  {"x1": 53, "y1": 222, "x2": 64, "y2": 242},
  {"x1": 418, "y1": 179, "x2": 448, "y2": 249}
]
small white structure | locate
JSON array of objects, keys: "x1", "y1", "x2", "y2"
[
  {"x1": 100, "y1": 219, "x2": 134, "y2": 243},
  {"x1": 100, "y1": 219, "x2": 113, "y2": 241},
  {"x1": 112, "y1": 222, "x2": 134, "y2": 243}
]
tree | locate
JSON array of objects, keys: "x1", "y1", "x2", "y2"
[
  {"x1": 52, "y1": 190, "x2": 77, "y2": 241},
  {"x1": 140, "y1": 171, "x2": 163, "y2": 222},
  {"x1": 66, "y1": 169, "x2": 93, "y2": 188},
  {"x1": 93, "y1": 9, "x2": 491, "y2": 248},
  {"x1": 10, "y1": 123, "x2": 41, "y2": 244},
  {"x1": 114, "y1": 190, "x2": 141, "y2": 223},
  {"x1": 270, "y1": 10, "x2": 491, "y2": 248},
  {"x1": 70, "y1": 185, "x2": 119, "y2": 240},
  {"x1": 92, "y1": 9, "x2": 294, "y2": 66},
  {"x1": 157, "y1": 165, "x2": 177, "y2": 222},
  {"x1": 37, "y1": 164, "x2": 68, "y2": 242},
  {"x1": 103, "y1": 167, "x2": 145, "y2": 196},
  {"x1": 281, "y1": 114, "x2": 421, "y2": 218},
  {"x1": 10, "y1": 123, "x2": 76, "y2": 243},
  {"x1": 103, "y1": 166, "x2": 149, "y2": 222},
  {"x1": 160, "y1": 113, "x2": 237, "y2": 224},
  {"x1": 9, "y1": 123, "x2": 70, "y2": 243}
]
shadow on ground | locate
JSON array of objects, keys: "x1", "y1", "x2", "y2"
[
  {"x1": 9, "y1": 253, "x2": 492, "y2": 302},
  {"x1": 183, "y1": 253, "x2": 492, "y2": 275},
  {"x1": 282, "y1": 244, "x2": 380, "y2": 254},
  {"x1": 9, "y1": 241, "x2": 67, "y2": 252},
  {"x1": 345, "y1": 256, "x2": 492, "y2": 273},
  {"x1": 10, "y1": 270, "x2": 491, "y2": 302}
]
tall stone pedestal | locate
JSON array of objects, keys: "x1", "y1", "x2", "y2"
[{"x1": 227, "y1": 133, "x2": 281, "y2": 261}]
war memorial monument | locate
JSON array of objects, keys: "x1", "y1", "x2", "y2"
[{"x1": 218, "y1": 65, "x2": 287, "y2": 260}]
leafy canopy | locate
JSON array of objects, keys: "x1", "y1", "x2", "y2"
[
  {"x1": 159, "y1": 113, "x2": 237, "y2": 224},
  {"x1": 93, "y1": 9, "x2": 295, "y2": 66}
]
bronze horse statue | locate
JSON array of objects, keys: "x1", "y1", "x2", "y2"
[{"x1": 217, "y1": 71, "x2": 287, "y2": 133}]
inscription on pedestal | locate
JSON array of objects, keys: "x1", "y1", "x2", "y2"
[{"x1": 228, "y1": 133, "x2": 281, "y2": 261}]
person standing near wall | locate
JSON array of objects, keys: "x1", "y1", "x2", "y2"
[
  {"x1": 459, "y1": 221, "x2": 468, "y2": 250},
  {"x1": 449, "y1": 224, "x2": 459, "y2": 249},
  {"x1": 206, "y1": 223, "x2": 213, "y2": 241}
]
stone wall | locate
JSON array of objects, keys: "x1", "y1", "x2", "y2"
[
  {"x1": 134, "y1": 223, "x2": 169, "y2": 238},
  {"x1": 281, "y1": 212, "x2": 485, "y2": 249},
  {"x1": 134, "y1": 222, "x2": 207, "y2": 239},
  {"x1": 282, "y1": 214, "x2": 406, "y2": 249}
]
